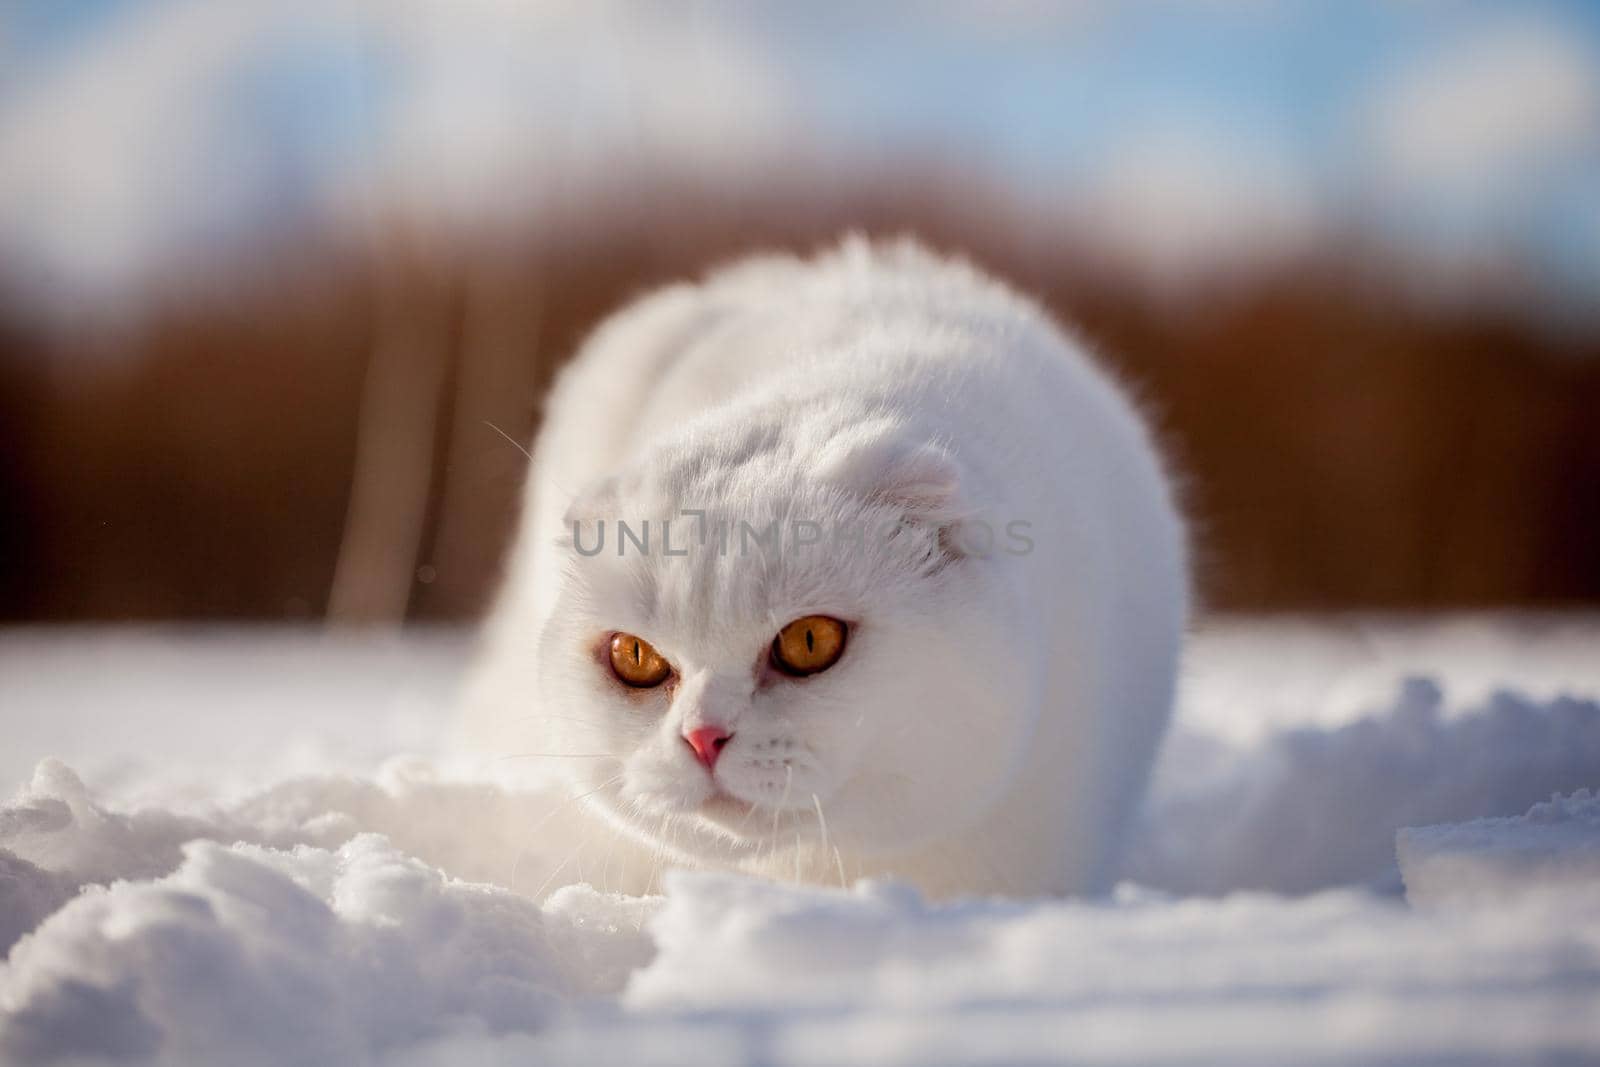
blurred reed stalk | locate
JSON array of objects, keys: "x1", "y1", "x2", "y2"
[{"x1": 326, "y1": 235, "x2": 456, "y2": 625}]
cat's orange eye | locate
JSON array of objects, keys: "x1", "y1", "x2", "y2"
[
  {"x1": 771, "y1": 616, "x2": 848, "y2": 677},
  {"x1": 609, "y1": 632, "x2": 672, "y2": 688}
]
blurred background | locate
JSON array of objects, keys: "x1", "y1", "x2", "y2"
[{"x1": 2, "y1": 0, "x2": 1597, "y2": 625}]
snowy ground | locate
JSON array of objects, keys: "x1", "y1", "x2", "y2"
[{"x1": 2, "y1": 616, "x2": 1599, "y2": 1065}]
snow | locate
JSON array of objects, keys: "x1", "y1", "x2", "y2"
[
  {"x1": 627, "y1": 872, "x2": 1600, "y2": 1066},
  {"x1": 1132, "y1": 677, "x2": 1600, "y2": 895},
  {"x1": 3, "y1": 617, "x2": 1599, "y2": 1065},
  {"x1": 1399, "y1": 789, "x2": 1600, "y2": 909},
  {"x1": 1, "y1": 833, "x2": 652, "y2": 1066}
]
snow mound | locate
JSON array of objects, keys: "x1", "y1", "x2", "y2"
[
  {"x1": 1400, "y1": 789, "x2": 1600, "y2": 907},
  {"x1": 4, "y1": 621, "x2": 1600, "y2": 1065},
  {"x1": 0, "y1": 833, "x2": 651, "y2": 1066},
  {"x1": 625, "y1": 871, "x2": 1600, "y2": 1066},
  {"x1": 0, "y1": 758, "x2": 606, "y2": 958},
  {"x1": 1131, "y1": 678, "x2": 1600, "y2": 894},
  {"x1": 5, "y1": 800, "x2": 1599, "y2": 1066}
]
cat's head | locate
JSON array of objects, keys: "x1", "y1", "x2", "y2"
[{"x1": 523, "y1": 413, "x2": 1035, "y2": 866}]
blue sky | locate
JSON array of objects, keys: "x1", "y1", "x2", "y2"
[
  {"x1": 2, "y1": 0, "x2": 1598, "y2": 308},
  {"x1": 754, "y1": 3, "x2": 1600, "y2": 219}
]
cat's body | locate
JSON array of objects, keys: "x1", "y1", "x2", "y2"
[{"x1": 466, "y1": 238, "x2": 1187, "y2": 898}]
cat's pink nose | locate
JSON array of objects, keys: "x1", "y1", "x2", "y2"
[{"x1": 683, "y1": 726, "x2": 732, "y2": 770}]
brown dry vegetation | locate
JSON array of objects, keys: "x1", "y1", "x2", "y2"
[{"x1": 2, "y1": 182, "x2": 1597, "y2": 621}]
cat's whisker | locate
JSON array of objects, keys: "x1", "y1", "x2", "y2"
[
  {"x1": 635, "y1": 826, "x2": 668, "y2": 930},
  {"x1": 667, "y1": 814, "x2": 685, "y2": 877},
  {"x1": 633, "y1": 825, "x2": 678, "y2": 921},
  {"x1": 642, "y1": 811, "x2": 671, "y2": 900},
  {"x1": 766, "y1": 807, "x2": 801, "y2": 871},
  {"x1": 575, "y1": 827, "x2": 591, "y2": 887},
  {"x1": 780, "y1": 763, "x2": 795, "y2": 804},
  {"x1": 732, "y1": 790, "x2": 764, "y2": 834},
  {"x1": 532, "y1": 835, "x2": 590, "y2": 900},
  {"x1": 494, "y1": 752, "x2": 618, "y2": 761},
  {"x1": 833, "y1": 845, "x2": 849, "y2": 890},
  {"x1": 598, "y1": 821, "x2": 618, "y2": 893},
  {"x1": 521, "y1": 773, "x2": 625, "y2": 841},
  {"x1": 810, "y1": 792, "x2": 832, "y2": 860},
  {"x1": 640, "y1": 855, "x2": 657, "y2": 903},
  {"x1": 502, "y1": 712, "x2": 613, "y2": 727},
  {"x1": 508, "y1": 843, "x2": 533, "y2": 892},
  {"x1": 482, "y1": 418, "x2": 533, "y2": 461}
]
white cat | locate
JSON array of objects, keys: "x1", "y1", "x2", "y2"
[{"x1": 464, "y1": 237, "x2": 1188, "y2": 899}]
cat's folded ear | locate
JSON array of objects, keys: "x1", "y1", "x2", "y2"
[{"x1": 815, "y1": 424, "x2": 964, "y2": 520}]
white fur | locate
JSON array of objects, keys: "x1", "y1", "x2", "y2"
[{"x1": 464, "y1": 237, "x2": 1188, "y2": 898}]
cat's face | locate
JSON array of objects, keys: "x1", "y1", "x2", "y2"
[{"x1": 523, "y1": 419, "x2": 1036, "y2": 868}]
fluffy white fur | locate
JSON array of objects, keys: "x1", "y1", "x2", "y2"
[{"x1": 465, "y1": 238, "x2": 1187, "y2": 898}]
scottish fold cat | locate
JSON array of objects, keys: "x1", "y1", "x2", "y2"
[{"x1": 465, "y1": 237, "x2": 1187, "y2": 898}]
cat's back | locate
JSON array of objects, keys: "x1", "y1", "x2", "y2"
[
  {"x1": 528, "y1": 237, "x2": 1174, "y2": 588},
  {"x1": 661, "y1": 235, "x2": 1058, "y2": 398},
  {"x1": 551, "y1": 237, "x2": 1103, "y2": 462}
]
